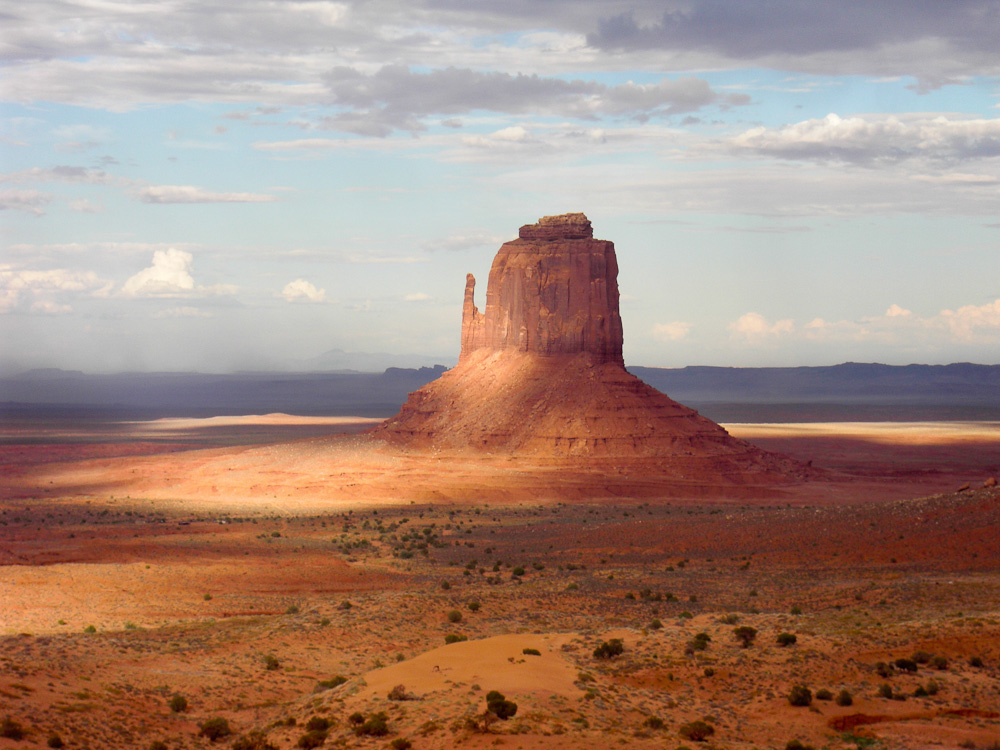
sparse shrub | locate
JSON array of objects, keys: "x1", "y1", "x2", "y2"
[
  {"x1": 814, "y1": 688, "x2": 832, "y2": 701},
  {"x1": 440, "y1": 580, "x2": 451, "y2": 590},
  {"x1": 84, "y1": 624, "x2": 97, "y2": 633},
  {"x1": 643, "y1": 716, "x2": 665, "y2": 730},
  {"x1": 776, "y1": 632, "x2": 798, "y2": 647},
  {"x1": 347, "y1": 712, "x2": 365, "y2": 726},
  {"x1": 911, "y1": 650, "x2": 933, "y2": 664},
  {"x1": 315, "y1": 675, "x2": 347, "y2": 691},
  {"x1": 877, "y1": 683, "x2": 893, "y2": 699},
  {"x1": 593, "y1": 638, "x2": 624, "y2": 659},
  {"x1": 296, "y1": 730, "x2": 326, "y2": 749},
  {"x1": 720, "y1": 613, "x2": 739, "y2": 624},
  {"x1": 305, "y1": 716, "x2": 331, "y2": 732},
  {"x1": 285, "y1": 604, "x2": 300, "y2": 615},
  {"x1": 485, "y1": 691, "x2": 518, "y2": 720},
  {"x1": 913, "y1": 685, "x2": 928, "y2": 697},
  {"x1": 703, "y1": 667, "x2": 715, "y2": 677},
  {"x1": 522, "y1": 647, "x2": 541, "y2": 656},
  {"x1": 149, "y1": 742, "x2": 168, "y2": 750},
  {"x1": 788, "y1": 684, "x2": 812, "y2": 707},
  {"x1": 926, "y1": 679, "x2": 940, "y2": 695},
  {"x1": 232, "y1": 732, "x2": 279, "y2": 750},
  {"x1": 203, "y1": 593, "x2": 213, "y2": 601},
  {"x1": 354, "y1": 712, "x2": 389, "y2": 737},
  {"x1": 836, "y1": 689, "x2": 853, "y2": 706},
  {"x1": 894, "y1": 657, "x2": 918, "y2": 673},
  {"x1": 467, "y1": 600, "x2": 480, "y2": 612},
  {"x1": 679, "y1": 610, "x2": 693, "y2": 619},
  {"x1": 264, "y1": 654, "x2": 281, "y2": 671},
  {"x1": 785, "y1": 741, "x2": 815, "y2": 750},
  {"x1": 678, "y1": 720, "x2": 714, "y2": 742},
  {"x1": 388, "y1": 684, "x2": 413, "y2": 701},
  {"x1": 390, "y1": 739, "x2": 412, "y2": 750},
  {"x1": 969, "y1": 656, "x2": 984, "y2": 668},
  {"x1": 169, "y1": 693, "x2": 188, "y2": 712},
  {"x1": 48, "y1": 733, "x2": 65, "y2": 749},
  {"x1": 875, "y1": 661, "x2": 894, "y2": 678},
  {"x1": 199, "y1": 717, "x2": 234, "y2": 742},
  {"x1": 447, "y1": 609, "x2": 462, "y2": 623},
  {"x1": 648, "y1": 618, "x2": 663, "y2": 630},
  {"x1": 733, "y1": 626, "x2": 758, "y2": 648},
  {"x1": 511, "y1": 566, "x2": 525, "y2": 577},
  {"x1": 444, "y1": 633, "x2": 467, "y2": 644},
  {"x1": 1, "y1": 718, "x2": 24, "y2": 740},
  {"x1": 319, "y1": 617, "x2": 330, "y2": 626},
  {"x1": 931, "y1": 655, "x2": 948, "y2": 670}
]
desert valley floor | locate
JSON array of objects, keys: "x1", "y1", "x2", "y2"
[{"x1": 1, "y1": 415, "x2": 999, "y2": 750}]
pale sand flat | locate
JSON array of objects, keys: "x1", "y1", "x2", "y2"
[{"x1": 725, "y1": 421, "x2": 1000, "y2": 445}]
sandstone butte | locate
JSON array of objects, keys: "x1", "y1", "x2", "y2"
[{"x1": 372, "y1": 213, "x2": 803, "y2": 482}]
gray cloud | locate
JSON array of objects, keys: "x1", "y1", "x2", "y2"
[
  {"x1": 728, "y1": 114, "x2": 1000, "y2": 165},
  {"x1": 588, "y1": 0, "x2": 1000, "y2": 81},
  {"x1": 318, "y1": 65, "x2": 745, "y2": 135}
]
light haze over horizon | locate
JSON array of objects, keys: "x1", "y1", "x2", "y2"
[{"x1": 2, "y1": 1, "x2": 999, "y2": 374}]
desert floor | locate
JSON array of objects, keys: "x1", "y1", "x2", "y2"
[{"x1": 1, "y1": 415, "x2": 999, "y2": 750}]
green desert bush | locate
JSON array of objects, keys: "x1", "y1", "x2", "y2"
[
  {"x1": 485, "y1": 690, "x2": 518, "y2": 720},
  {"x1": 232, "y1": 732, "x2": 279, "y2": 750},
  {"x1": 354, "y1": 712, "x2": 389, "y2": 737},
  {"x1": 522, "y1": 647, "x2": 541, "y2": 656},
  {"x1": 1, "y1": 718, "x2": 24, "y2": 740},
  {"x1": 315, "y1": 675, "x2": 347, "y2": 691},
  {"x1": 836, "y1": 689, "x2": 853, "y2": 706},
  {"x1": 263, "y1": 654, "x2": 281, "y2": 671},
  {"x1": 733, "y1": 626, "x2": 758, "y2": 648},
  {"x1": 447, "y1": 609, "x2": 463, "y2": 623},
  {"x1": 168, "y1": 693, "x2": 188, "y2": 713},
  {"x1": 593, "y1": 638, "x2": 624, "y2": 659},
  {"x1": 788, "y1": 685, "x2": 812, "y2": 706},
  {"x1": 814, "y1": 688, "x2": 833, "y2": 701},
  {"x1": 305, "y1": 716, "x2": 331, "y2": 731},
  {"x1": 678, "y1": 720, "x2": 714, "y2": 742},
  {"x1": 47, "y1": 733, "x2": 65, "y2": 749},
  {"x1": 776, "y1": 632, "x2": 798, "y2": 647},
  {"x1": 296, "y1": 730, "x2": 326, "y2": 749},
  {"x1": 444, "y1": 633, "x2": 467, "y2": 644},
  {"x1": 390, "y1": 739, "x2": 412, "y2": 750},
  {"x1": 199, "y1": 717, "x2": 233, "y2": 742}
]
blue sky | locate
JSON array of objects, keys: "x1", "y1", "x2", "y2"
[{"x1": 2, "y1": 0, "x2": 999, "y2": 372}]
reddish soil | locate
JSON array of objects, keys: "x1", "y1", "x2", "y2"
[{"x1": 0, "y1": 415, "x2": 998, "y2": 749}]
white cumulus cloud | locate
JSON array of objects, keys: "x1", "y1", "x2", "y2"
[
  {"x1": 135, "y1": 185, "x2": 277, "y2": 204},
  {"x1": 120, "y1": 249, "x2": 237, "y2": 298},
  {"x1": 729, "y1": 312, "x2": 795, "y2": 342},
  {"x1": 281, "y1": 279, "x2": 326, "y2": 303},
  {"x1": 652, "y1": 321, "x2": 692, "y2": 341},
  {"x1": 0, "y1": 265, "x2": 113, "y2": 313}
]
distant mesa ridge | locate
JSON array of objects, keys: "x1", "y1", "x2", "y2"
[{"x1": 372, "y1": 213, "x2": 803, "y2": 479}]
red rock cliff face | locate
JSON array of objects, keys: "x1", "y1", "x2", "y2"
[
  {"x1": 372, "y1": 212, "x2": 804, "y2": 483},
  {"x1": 460, "y1": 213, "x2": 624, "y2": 366}
]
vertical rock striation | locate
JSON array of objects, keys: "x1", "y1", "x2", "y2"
[
  {"x1": 372, "y1": 213, "x2": 803, "y2": 483},
  {"x1": 460, "y1": 213, "x2": 623, "y2": 365}
]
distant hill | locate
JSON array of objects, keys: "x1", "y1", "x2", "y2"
[
  {"x1": 1, "y1": 362, "x2": 997, "y2": 422},
  {"x1": 628, "y1": 362, "x2": 1000, "y2": 421}
]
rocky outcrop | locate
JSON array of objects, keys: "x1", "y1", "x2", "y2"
[
  {"x1": 372, "y1": 213, "x2": 804, "y2": 483},
  {"x1": 460, "y1": 213, "x2": 623, "y2": 365}
]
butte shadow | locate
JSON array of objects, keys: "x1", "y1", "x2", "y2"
[{"x1": 371, "y1": 213, "x2": 808, "y2": 490}]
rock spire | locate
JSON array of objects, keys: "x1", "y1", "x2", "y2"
[
  {"x1": 371, "y1": 213, "x2": 803, "y2": 484},
  {"x1": 460, "y1": 213, "x2": 623, "y2": 365}
]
